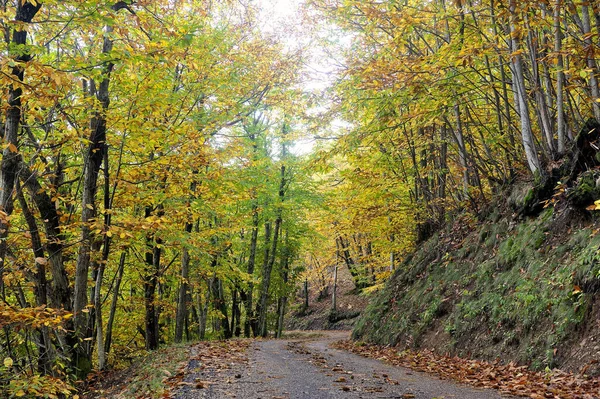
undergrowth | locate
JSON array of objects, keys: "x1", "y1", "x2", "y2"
[
  {"x1": 83, "y1": 343, "x2": 190, "y2": 399},
  {"x1": 354, "y1": 207, "x2": 600, "y2": 371}
]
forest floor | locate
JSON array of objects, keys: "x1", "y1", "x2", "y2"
[
  {"x1": 173, "y1": 331, "x2": 509, "y2": 399},
  {"x1": 85, "y1": 330, "x2": 600, "y2": 398},
  {"x1": 285, "y1": 264, "x2": 370, "y2": 331}
]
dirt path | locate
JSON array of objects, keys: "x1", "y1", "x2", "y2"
[{"x1": 175, "y1": 331, "x2": 511, "y2": 399}]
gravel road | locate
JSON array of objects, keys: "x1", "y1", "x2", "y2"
[{"x1": 175, "y1": 331, "x2": 510, "y2": 399}]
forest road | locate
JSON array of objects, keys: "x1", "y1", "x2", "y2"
[{"x1": 175, "y1": 331, "x2": 510, "y2": 399}]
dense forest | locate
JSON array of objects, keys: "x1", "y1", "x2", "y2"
[{"x1": 3, "y1": 0, "x2": 600, "y2": 397}]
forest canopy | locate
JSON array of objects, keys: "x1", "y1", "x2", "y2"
[{"x1": 2, "y1": 0, "x2": 600, "y2": 396}]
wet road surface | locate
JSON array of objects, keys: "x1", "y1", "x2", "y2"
[{"x1": 175, "y1": 331, "x2": 510, "y2": 399}]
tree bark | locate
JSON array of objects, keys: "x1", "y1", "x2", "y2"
[
  {"x1": 509, "y1": 0, "x2": 543, "y2": 175},
  {"x1": 256, "y1": 156, "x2": 287, "y2": 337},
  {"x1": 275, "y1": 233, "x2": 290, "y2": 339},
  {"x1": 210, "y1": 270, "x2": 232, "y2": 339},
  {"x1": 73, "y1": 20, "x2": 116, "y2": 370},
  {"x1": 555, "y1": 0, "x2": 567, "y2": 154},
  {"x1": 581, "y1": 3, "x2": 600, "y2": 120},
  {"x1": 144, "y1": 232, "x2": 162, "y2": 350},
  {"x1": 16, "y1": 182, "x2": 53, "y2": 374},
  {"x1": 104, "y1": 251, "x2": 126, "y2": 356},
  {"x1": 19, "y1": 165, "x2": 70, "y2": 311},
  {"x1": 0, "y1": 0, "x2": 42, "y2": 292},
  {"x1": 525, "y1": 13, "x2": 556, "y2": 158},
  {"x1": 175, "y1": 222, "x2": 193, "y2": 343}
]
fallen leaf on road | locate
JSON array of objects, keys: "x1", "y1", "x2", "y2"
[{"x1": 333, "y1": 340, "x2": 600, "y2": 398}]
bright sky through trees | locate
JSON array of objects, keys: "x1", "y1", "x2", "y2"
[{"x1": 256, "y1": 0, "x2": 350, "y2": 155}]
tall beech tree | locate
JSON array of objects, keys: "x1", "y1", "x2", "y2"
[
  {"x1": 0, "y1": 0, "x2": 308, "y2": 396},
  {"x1": 300, "y1": 0, "x2": 600, "y2": 294}
]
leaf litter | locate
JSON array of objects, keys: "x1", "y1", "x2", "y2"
[{"x1": 334, "y1": 340, "x2": 600, "y2": 399}]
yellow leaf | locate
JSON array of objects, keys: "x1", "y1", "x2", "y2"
[
  {"x1": 3, "y1": 357, "x2": 13, "y2": 368},
  {"x1": 106, "y1": 230, "x2": 112, "y2": 238},
  {"x1": 15, "y1": 390, "x2": 25, "y2": 397}
]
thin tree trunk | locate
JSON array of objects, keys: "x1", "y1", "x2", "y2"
[
  {"x1": 104, "y1": 251, "x2": 126, "y2": 356},
  {"x1": 210, "y1": 270, "x2": 232, "y2": 338},
  {"x1": 555, "y1": 0, "x2": 567, "y2": 154},
  {"x1": 257, "y1": 150, "x2": 287, "y2": 337},
  {"x1": 231, "y1": 288, "x2": 241, "y2": 337},
  {"x1": 198, "y1": 282, "x2": 210, "y2": 340},
  {"x1": 175, "y1": 222, "x2": 193, "y2": 343},
  {"x1": 581, "y1": 3, "x2": 600, "y2": 119},
  {"x1": 94, "y1": 146, "x2": 114, "y2": 370},
  {"x1": 304, "y1": 279, "x2": 309, "y2": 311},
  {"x1": 243, "y1": 202, "x2": 259, "y2": 337},
  {"x1": 509, "y1": 0, "x2": 543, "y2": 175},
  {"x1": 255, "y1": 221, "x2": 272, "y2": 335},
  {"x1": 143, "y1": 202, "x2": 163, "y2": 351},
  {"x1": 525, "y1": 13, "x2": 555, "y2": 158},
  {"x1": 16, "y1": 182, "x2": 53, "y2": 374},
  {"x1": 73, "y1": 23, "x2": 116, "y2": 369},
  {"x1": 332, "y1": 266, "x2": 338, "y2": 312},
  {"x1": 0, "y1": 0, "x2": 42, "y2": 294},
  {"x1": 275, "y1": 234, "x2": 290, "y2": 339}
]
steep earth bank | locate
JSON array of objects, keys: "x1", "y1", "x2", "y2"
[{"x1": 354, "y1": 195, "x2": 600, "y2": 375}]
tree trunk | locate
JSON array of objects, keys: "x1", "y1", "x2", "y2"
[
  {"x1": 581, "y1": 3, "x2": 600, "y2": 120},
  {"x1": 304, "y1": 279, "x2": 309, "y2": 311},
  {"x1": 275, "y1": 234, "x2": 290, "y2": 339},
  {"x1": 255, "y1": 221, "x2": 272, "y2": 336},
  {"x1": 509, "y1": 0, "x2": 543, "y2": 175},
  {"x1": 453, "y1": 103, "x2": 470, "y2": 195},
  {"x1": 198, "y1": 283, "x2": 210, "y2": 340},
  {"x1": 332, "y1": 266, "x2": 338, "y2": 312},
  {"x1": 231, "y1": 288, "x2": 241, "y2": 337},
  {"x1": 73, "y1": 22, "x2": 116, "y2": 371},
  {"x1": 525, "y1": 13, "x2": 555, "y2": 159},
  {"x1": 94, "y1": 147, "x2": 113, "y2": 370},
  {"x1": 0, "y1": 0, "x2": 42, "y2": 294},
  {"x1": 19, "y1": 166, "x2": 70, "y2": 311},
  {"x1": 16, "y1": 183, "x2": 53, "y2": 374},
  {"x1": 105, "y1": 251, "x2": 126, "y2": 356},
  {"x1": 144, "y1": 204, "x2": 162, "y2": 351},
  {"x1": 175, "y1": 221, "x2": 193, "y2": 343},
  {"x1": 555, "y1": 0, "x2": 567, "y2": 154},
  {"x1": 257, "y1": 157, "x2": 286, "y2": 338},
  {"x1": 210, "y1": 270, "x2": 232, "y2": 339},
  {"x1": 243, "y1": 202, "x2": 259, "y2": 337}
]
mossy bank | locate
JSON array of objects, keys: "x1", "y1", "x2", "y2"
[{"x1": 353, "y1": 200, "x2": 600, "y2": 374}]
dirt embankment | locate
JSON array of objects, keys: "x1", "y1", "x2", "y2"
[
  {"x1": 286, "y1": 264, "x2": 370, "y2": 331},
  {"x1": 354, "y1": 197, "x2": 600, "y2": 375}
]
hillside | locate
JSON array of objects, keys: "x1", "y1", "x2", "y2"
[
  {"x1": 286, "y1": 264, "x2": 370, "y2": 331},
  {"x1": 353, "y1": 187, "x2": 600, "y2": 375}
]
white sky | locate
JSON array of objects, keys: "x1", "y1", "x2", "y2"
[{"x1": 255, "y1": 0, "x2": 349, "y2": 156}]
